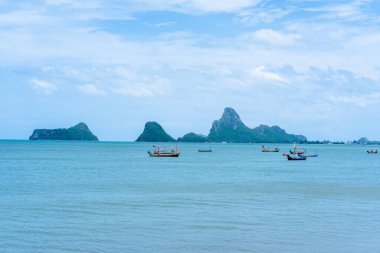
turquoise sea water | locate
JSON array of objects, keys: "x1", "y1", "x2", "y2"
[{"x1": 1, "y1": 140, "x2": 379, "y2": 253}]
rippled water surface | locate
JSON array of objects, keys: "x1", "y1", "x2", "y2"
[{"x1": 1, "y1": 140, "x2": 380, "y2": 253}]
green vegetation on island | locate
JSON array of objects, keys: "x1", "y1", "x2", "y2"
[
  {"x1": 177, "y1": 133, "x2": 208, "y2": 142},
  {"x1": 136, "y1": 107, "x2": 307, "y2": 143},
  {"x1": 135, "y1": 121, "x2": 175, "y2": 142},
  {"x1": 207, "y1": 108, "x2": 307, "y2": 143},
  {"x1": 29, "y1": 123, "x2": 98, "y2": 141}
]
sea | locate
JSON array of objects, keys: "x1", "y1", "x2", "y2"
[{"x1": 1, "y1": 140, "x2": 379, "y2": 253}]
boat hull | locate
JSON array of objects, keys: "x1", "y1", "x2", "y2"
[
  {"x1": 198, "y1": 150, "x2": 212, "y2": 152},
  {"x1": 283, "y1": 154, "x2": 307, "y2": 160},
  {"x1": 148, "y1": 151, "x2": 180, "y2": 157},
  {"x1": 149, "y1": 153, "x2": 180, "y2": 157},
  {"x1": 287, "y1": 156, "x2": 307, "y2": 160},
  {"x1": 305, "y1": 154, "x2": 319, "y2": 157},
  {"x1": 262, "y1": 146, "x2": 280, "y2": 152}
]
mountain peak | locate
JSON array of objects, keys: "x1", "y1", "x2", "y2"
[
  {"x1": 208, "y1": 107, "x2": 251, "y2": 142},
  {"x1": 207, "y1": 107, "x2": 307, "y2": 143},
  {"x1": 220, "y1": 107, "x2": 242, "y2": 128},
  {"x1": 72, "y1": 122, "x2": 89, "y2": 130},
  {"x1": 136, "y1": 121, "x2": 175, "y2": 142}
]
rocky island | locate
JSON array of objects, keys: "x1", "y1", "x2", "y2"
[
  {"x1": 136, "y1": 121, "x2": 175, "y2": 142},
  {"x1": 137, "y1": 107, "x2": 307, "y2": 143},
  {"x1": 208, "y1": 108, "x2": 307, "y2": 143},
  {"x1": 177, "y1": 133, "x2": 207, "y2": 142},
  {"x1": 29, "y1": 122, "x2": 99, "y2": 141}
]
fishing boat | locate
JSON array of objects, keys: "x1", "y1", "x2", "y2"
[
  {"x1": 289, "y1": 144, "x2": 305, "y2": 155},
  {"x1": 198, "y1": 145, "x2": 212, "y2": 152},
  {"x1": 367, "y1": 149, "x2": 378, "y2": 154},
  {"x1": 283, "y1": 154, "x2": 307, "y2": 160},
  {"x1": 148, "y1": 145, "x2": 180, "y2": 157},
  {"x1": 261, "y1": 145, "x2": 280, "y2": 152}
]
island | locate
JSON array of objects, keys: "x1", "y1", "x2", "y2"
[
  {"x1": 177, "y1": 132, "x2": 207, "y2": 142},
  {"x1": 207, "y1": 107, "x2": 307, "y2": 143},
  {"x1": 29, "y1": 122, "x2": 99, "y2": 141},
  {"x1": 353, "y1": 137, "x2": 380, "y2": 145},
  {"x1": 136, "y1": 107, "x2": 307, "y2": 143},
  {"x1": 135, "y1": 121, "x2": 175, "y2": 142}
]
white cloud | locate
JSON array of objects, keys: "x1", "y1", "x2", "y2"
[
  {"x1": 112, "y1": 74, "x2": 172, "y2": 97},
  {"x1": 328, "y1": 92, "x2": 380, "y2": 108},
  {"x1": 45, "y1": 0, "x2": 102, "y2": 9},
  {"x1": 30, "y1": 79, "x2": 57, "y2": 94},
  {"x1": 250, "y1": 66, "x2": 288, "y2": 83},
  {"x1": 152, "y1": 21, "x2": 176, "y2": 27},
  {"x1": 305, "y1": 0, "x2": 373, "y2": 21},
  {"x1": 237, "y1": 7, "x2": 291, "y2": 26},
  {"x1": 130, "y1": 0, "x2": 260, "y2": 13},
  {"x1": 78, "y1": 84, "x2": 106, "y2": 96},
  {"x1": 0, "y1": 11, "x2": 49, "y2": 25},
  {"x1": 190, "y1": 0, "x2": 259, "y2": 13},
  {"x1": 249, "y1": 29, "x2": 301, "y2": 45}
]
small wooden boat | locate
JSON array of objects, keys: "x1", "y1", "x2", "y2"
[
  {"x1": 198, "y1": 149, "x2": 212, "y2": 152},
  {"x1": 283, "y1": 154, "x2": 307, "y2": 160},
  {"x1": 290, "y1": 144, "x2": 305, "y2": 155},
  {"x1": 148, "y1": 151, "x2": 180, "y2": 157},
  {"x1": 262, "y1": 145, "x2": 280, "y2": 152},
  {"x1": 367, "y1": 149, "x2": 378, "y2": 154},
  {"x1": 198, "y1": 145, "x2": 212, "y2": 152},
  {"x1": 148, "y1": 145, "x2": 180, "y2": 157}
]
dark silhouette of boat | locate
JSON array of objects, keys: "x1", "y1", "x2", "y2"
[
  {"x1": 367, "y1": 149, "x2": 378, "y2": 154},
  {"x1": 283, "y1": 154, "x2": 307, "y2": 160},
  {"x1": 198, "y1": 149, "x2": 212, "y2": 152},
  {"x1": 148, "y1": 145, "x2": 180, "y2": 157},
  {"x1": 198, "y1": 145, "x2": 212, "y2": 152}
]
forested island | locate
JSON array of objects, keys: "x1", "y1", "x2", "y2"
[
  {"x1": 29, "y1": 123, "x2": 98, "y2": 141},
  {"x1": 136, "y1": 107, "x2": 307, "y2": 143}
]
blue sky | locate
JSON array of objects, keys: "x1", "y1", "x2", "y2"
[{"x1": 1, "y1": 0, "x2": 380, "y2": 141}]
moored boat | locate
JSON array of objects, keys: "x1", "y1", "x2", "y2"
[
  {"x1": 148, "y1": 145, "x2": 180, "y2": 157},
  {"x1": 367, "y1": 149, "x2": 378, "y2": 154},
  {"x1": 261, "y1": 145, "x2": 280, "y2": 152},
  {"x1": 289, "y1": 144, "x2": 305, "y2": 155},
  {"x1": 283, "y1": 154, "x2": 307, "y2": 160},
  {"x1": 198, "y1": 145, "x2": 212, "y2": 152}
]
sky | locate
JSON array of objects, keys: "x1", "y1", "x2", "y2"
[{"x1": 0, "y1": 0, "x2": 380, "y2": 141}]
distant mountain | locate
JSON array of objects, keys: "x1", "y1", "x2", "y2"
[
  {"x1": 29, "y1": 122, "x2": 98, "y2": 141},
  {"x1": 208, "y1": 107, "x2": 252, "y2": 142},
  {"x1": 354, "y1": 137, "x2": 380, "y2": 145},
  {"x1": 178, "y1": 132, "x2": 207, "y2": 142},
  {"x1": 251, "y1": 125, "x2": 307, "y2": 143},
  {"x1": 207, "y1": 107, "x2": 307, "y2": 143},
  {"x1": 356, "y1": 137, "x2": 369, "y2": 145},
  {"x1": 136, "y1": 121, "x2": 175, "y2": 142}
]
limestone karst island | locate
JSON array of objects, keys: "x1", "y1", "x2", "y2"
[
  {"x1": 29, "y1": 122, "x2": 98, "y2": 141},
  {"x1": 135, "y1": 107, "x2": 307, "y2": 143}
]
